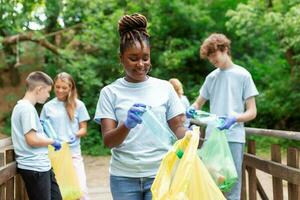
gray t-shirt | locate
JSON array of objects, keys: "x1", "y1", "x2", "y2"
[
  {"x1": 200, "y1": 65, "x2": 259, "y2": 143},
  {"x1": 40, "y1": 98, "x2": 90, "y2": 155},
  {"x1": 11, "y1": 100, "x2": 51, "y2": 172},
  {"x1": 94, "y1": 77, "x2": 184, "y2": 177}
]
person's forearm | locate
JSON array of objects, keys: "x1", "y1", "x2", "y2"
[
  {"x1": 192, "y1": 96, "x2": 206, "y2": 110},
  {"x1": 173, "y1": 126, "x2": 187, "y2": 139},
  {"x1": 236, "y1": 109, "x2": 257, "y2": 123},
  {"x1": 168, "y1": 114, "x2": 188, "y2": 139},
  {"x1": 26, "y1": 134, "x2": 54, "y2": 147},
  {"x1": 102, "y1": 124, "x2": 130, "y2": 148},
  {"x1": 76, "y1": 127, "x2": 87, "y2": 138},
  {"x1": 237, "y1": 97, "x2": 257, "y2": 123}
]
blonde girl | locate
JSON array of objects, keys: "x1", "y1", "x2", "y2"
[{"x1": 41, "y1": 72, "x2": 90, "y2": 200}]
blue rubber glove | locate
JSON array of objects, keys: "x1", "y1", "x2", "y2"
[
  {"x1": 68, "y1": 135, "x2": 77, "y2": 144},
  {"x1": 186, "y1": 106, "x2": 196, "y2": 119},
  {"x1": 124, "y1": 103, "x2": 146, "y2": 129},
  {"x1": 218, "y1": 116, "x2": 237, "y2": 130},
  {"x1": 51, "y1": 140, "x2": 61, "y2": 151}
]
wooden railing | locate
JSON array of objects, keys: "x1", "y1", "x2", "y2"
[
  {"x1": 192, "y1": 119, "x2": 300, "y2": 200},
  {"x1": 0, "y1": 137, "x2": 28, "y2": 200},
  {"x1": 1, "y1": 123, "x2": 300, "y2": 200}
]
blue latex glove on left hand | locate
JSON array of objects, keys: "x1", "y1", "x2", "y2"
[
  {"x1": 186, "y1": 106, "x2": 196, "y2": 119},
  {"x1": 124, "y1": 103, "x2": 146, "y2": 129},
  {"x1": 51, "y1": 140, "x2": 61, "y2": 151},
  {"x1": 218, "y1": 116, "x2": 237, "y2": 130}
]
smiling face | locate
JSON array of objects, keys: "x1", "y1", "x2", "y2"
[
  {"x1": 207, "y1": 50, "x2": 231, "y2": 69},
  {"x1": 120, "y1": 41, "x2": 151, "y2": 83},
  {"x1": 54, "y1": 78, "x2": 71, "y2": 101}
]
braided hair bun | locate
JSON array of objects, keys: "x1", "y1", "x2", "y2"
[{"x1": 118, "y1": 13, "x2": 150, "y2": 54}]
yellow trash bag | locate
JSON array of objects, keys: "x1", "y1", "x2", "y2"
[
  {"x1": 48, "y1": 142, "x2": 82, "y2": 200},
  {"x1": 151, "y1": 128, "x2": 226, "y2": 200}
]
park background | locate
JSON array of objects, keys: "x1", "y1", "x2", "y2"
[{"x1": 0, "y1": 0, "x2": 300, "y2": 156}]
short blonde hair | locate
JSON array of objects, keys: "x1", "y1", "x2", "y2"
[
  {"x1": 26, "y1": 71, "x2": 53, "y2": 91},
  {"x1": 200, "y1": 33, "x2": 231, "y2": 59},
  {"x1": 169, "y1": 78, "x2": 184, "y2": 97}
]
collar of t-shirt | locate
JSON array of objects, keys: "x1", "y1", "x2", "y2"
[
  {"x1": 218, "y1": 64, "x2": 235, "y2": 72},
  {"x1": 119, "y1": 76, "x2": 152, "y2": 88}
]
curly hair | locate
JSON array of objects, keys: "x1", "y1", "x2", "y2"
[
  {"x1": 118, "y1": 13, "x2": 150, "y2": 54},
  {"x1": 200, "y1": 33, "x2": 231, "y2": 59}
]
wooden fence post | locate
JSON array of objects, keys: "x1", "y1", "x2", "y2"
[
  {"x1": 0, "y1": 151, "x2": 5, "y2": 199},
  {"x1": 271, "y1": 144, "x2": 283, "y2": 200},
  {"x1": 248, "y1": 140, "x2": 257, "y2": 200},
  {"x1": 241, "y1": 162, "x2": 247, "y2": 200},
  {"x1": 287, "y1": 147, "x2": 300, "y2": 200},
  {"x1": 15, "y1": 174, "x2": 28, "y2": 200},
  {"x1": 5, "y1": 149, "x2": 14, "y2": 200}
]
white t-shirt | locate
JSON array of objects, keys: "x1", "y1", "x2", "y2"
[
  {"x1": 200, "y1": 64, "x2": 259, "y2": 143},
  {"x1": 11, "y1": 100, "x2": 51, "y2": 172},
  {"x1": 94, "y1": 77, "x2": 184, "y2": 177},
  {"x1": 40, "y1": 98, "x2": 90, "y2": 154}
]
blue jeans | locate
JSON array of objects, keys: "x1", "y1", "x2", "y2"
[
  {"x1": 225, "y1": 142, "x2": 245, "y2": 200},
  {"x1": 110, "y1": 175, "x2": 154, "y2": 200}
]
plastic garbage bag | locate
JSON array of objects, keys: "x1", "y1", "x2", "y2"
[
  {"x1": 141, "y1": 106, "x2": 178, "y2": 149},
  {"x1": 190, "y1": 109, "x2": 238, "y2": 192},
  {"x1": 48, "y1": 143, "x2": 82, "y2": 200},
  {"x1": 191, "y1": 110, "x2": 219, "y2": 125},
  {"x1": 41, "y1": 118, "x2": 58, "y2": 139},
  {"x1": 198, "y1": 128, "x2": 238, "y2": 192},
  {"x1": 42, "y1": 120, "x2": 82, "y2": 200},
  {"x1": 151, "y1": 127, "x2": 226, "y2": 200}
]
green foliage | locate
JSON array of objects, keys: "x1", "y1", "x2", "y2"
[
  {"x1": 81, "y1": 123, "x2": 111, "y2": 156},
  {"x1": 1, "y1": 0, "x2": 300, "y2": 154},
  {"x1": 0, "y1": 112, "x2": 11, "y2": 136},
  {"x1": 225, "y1": 0, "x2": 300, "y2": 131}
]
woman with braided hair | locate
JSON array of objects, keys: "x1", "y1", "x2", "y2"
[{"x1": 94, "y1": 13, "x2": 187, "y2": 200}]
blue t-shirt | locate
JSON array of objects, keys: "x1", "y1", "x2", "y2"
[
  {"x1": 11, "y1": 100, "x2": 51, "y2": 172},
  {"x1": 40, "y1": 98, "x2": 90, "y2": 154},
  {"x1": 200, "y1": 65, "x2": 259, "y2": 143},
  {"x1": 94, "y1": 77, "x2": 184, "y2": 177}
]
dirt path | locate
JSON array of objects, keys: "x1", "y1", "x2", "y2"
[
  {"x1": 84, "y1": 156, "x2": 288, "y2": 200},
  {"x1": 84, "y1": 156, "x2": 112, "y2": 200}
]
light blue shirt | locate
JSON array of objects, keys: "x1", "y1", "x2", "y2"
[
  {"x1": 180, "y1": 95, "x2": 190, "y2": 110},
  {"x1": 180, "y1": 95, "x2": 190, "y2": 127},
  {"x1": 11, "y1": 100, "x2": 51, "y2": 172},
  {"x1": 94, "y1": 77, "x2": 184, "y2": 177},
  {"x1": 200, "y1": 65, "x2": 259, "y2": 143},
  {"x1": 40, "y1": 98, "x2": 90, "y2": 154}
]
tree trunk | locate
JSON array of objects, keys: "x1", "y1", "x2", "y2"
[
  {"x1": 3, "y1": 44, "x2": 20, "y2": 86},
  {"x1": 285, "y1": 48, "x2": 295, "y2": 79},
  {"x1": 266, "y1": 0, "x2": 272, "y2": 8},
  {"x1": 9, "y1": 65, "x2": 20, "y2": 86},
  {"x1": 285, "y1": 48, "x2": 300, "y2": 85}
]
